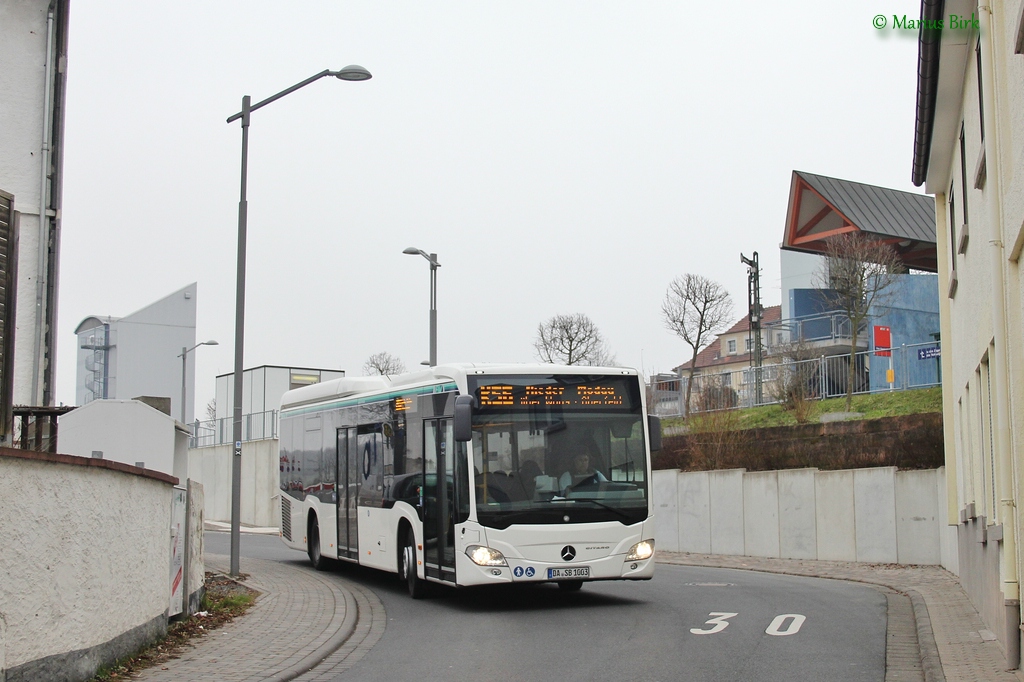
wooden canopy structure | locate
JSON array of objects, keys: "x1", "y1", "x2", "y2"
[{"x1": 782, "y1": 171, "x2": 937, "y2": 272}]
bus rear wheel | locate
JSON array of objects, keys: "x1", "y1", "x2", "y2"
[{"x1": 400, "y1": 528, "x2": 425, "y2": 599}]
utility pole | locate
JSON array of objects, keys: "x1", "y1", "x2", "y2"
[{"x1": 741, "y1": 252, "x2": 763, "y2": 405}]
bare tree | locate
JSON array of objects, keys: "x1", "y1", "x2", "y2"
[
  {"x1": 363, "y1": 351, "x2": 407, "y2": 376},
  {"x1": 534, "y1": 313, "x2": 616, "y2": 366},
  {"x1": 662, "y1": 274, "x2": 733, "y2": 417},
  {"x1": 204, "y1": 398, "x2": 217, "y2": 422},
  {"x1": 767, "y1": 336, "x2": 819, "y2": 423},
  {"x1": 813, "y1": 232, "x2": 903, "y2": 412}
]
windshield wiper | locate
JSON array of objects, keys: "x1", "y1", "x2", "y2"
[{"x1": 562, "y1": 498, "x2": 632, "y2": 521}]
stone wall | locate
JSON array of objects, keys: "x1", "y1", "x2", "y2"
[{"x1": 653, "y1": 412, "x2": 944, "y2": 472}]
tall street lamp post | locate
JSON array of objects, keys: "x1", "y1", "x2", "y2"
[
  {"x1": 226, "y1": 65, "x2": 371, "y2": 576},
  {"x1": 179, "y1": 340, "x2": 218, "y2": 423},
  {"x1": 402, "y1": 247, "x2": 440, "y2": 366}
]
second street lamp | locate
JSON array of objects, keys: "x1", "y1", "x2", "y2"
[
  {"x1": 226, "y1": 65, "x2": 371, "y2": 576},
  {"x1": 403, "y1": 247, "x2": 440, "y2": 367}
]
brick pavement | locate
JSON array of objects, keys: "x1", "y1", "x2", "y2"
[
  {"x1": 658, "y1": 551, "x2": 1024, "y2": 682},
  {"x1": 133, "y1": 553, "x2": 383, "y2": 682}
]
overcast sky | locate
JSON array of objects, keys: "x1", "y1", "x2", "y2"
[{"x1": 57, "y1": 1, "x2": 925, "y2": 411}]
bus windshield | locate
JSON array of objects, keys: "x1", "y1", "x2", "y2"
[{"x1": 468, "y1": 374, "x2": 649, "y2": 529}]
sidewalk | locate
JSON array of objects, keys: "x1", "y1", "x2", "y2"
[
  {"x1": 133, "y1": 552, "x2": 385, "y2": 682},
  {"x1": 659, "y1": 551, "x2": 1023, "y2": 682},
  {"x1": 137, "y1": 541, "x2": 1020, "y2": 681}
]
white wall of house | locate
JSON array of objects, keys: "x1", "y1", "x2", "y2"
[
  {"x1": 58, "y1": 399, "x2": 189, "y2": 482},
  {"x1": 0, "y1": 0, "x2": 67, "y2": 406},
  {"x1": 917, "y1": 0, "x2": 1024, "y2": 664}
]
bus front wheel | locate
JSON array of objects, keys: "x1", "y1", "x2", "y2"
[
  {"x1": 400, "y1": 528, "x2": 425, "y2": 599},
  {"x1": 308, "y1": 517, "x2": 329, "y2": 571}
]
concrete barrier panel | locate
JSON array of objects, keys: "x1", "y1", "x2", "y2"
[
  {"x1": 778, "y1": 469, "x2": 817, "y2": 559},
  {"x1": 254, "y1": 441, "x2": 278, "y2": 527},
  {"x1": 816, "y1": 470, "x2": 856, "y2": 561},
  {"x1": 709, "y1": 469, "x2": 745, "y2": 556},
  {"x1": 678, "y1": 471, "x2": 712, "y2": 554},
  {"x1": 743, "y1": 471, "x2": 780, "y2": 557},
  {"x1": 652, "y1": 470, "x2": 680, "y2": 552},
  {"x1": 190, "y1": 441, "x2": 278, "y2": 526},
  {"x1": 855, "y1": 467, "x2": 898, "y2": 563},
  {"x1": 894, "y1": 470, "x2": 941, "y2": 564}
]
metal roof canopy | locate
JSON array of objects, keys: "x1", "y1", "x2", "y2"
[{"x1": 782, "y1": 170, "x2": 937, "y2": 272}]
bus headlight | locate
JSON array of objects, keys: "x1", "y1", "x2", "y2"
[
  {"x1": 466, "y1": 545, "x2": 507, "y2": 567},
  {"x1": 626, "y1": 539, "x2": 655, "y2": 561}
]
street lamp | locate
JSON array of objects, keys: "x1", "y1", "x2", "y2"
[
  {"x1": 226, "y1": 65, "x2": 371, "y2": 576},
  {"x1": 403, "y1": 247, "x2": 440, "y2": 367},
  {"x1": 178, "y1": 340, "x2": 218, "y2": 423}
]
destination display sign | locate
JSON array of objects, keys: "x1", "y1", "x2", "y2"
[{"x1": 470, "y1": 376, "x2": 639, "y2": 411}]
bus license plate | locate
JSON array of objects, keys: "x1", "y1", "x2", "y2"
[{"x1": 548, "y1": 566, "x2": 590, "y2": 579}]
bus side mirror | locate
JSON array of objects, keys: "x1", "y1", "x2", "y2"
[
  {"x1": 647, "y1": 414, "x2": 662, "y2": 452},
  {"x1": 454, "y1": 395, "x2": 474, "y2": 442}
]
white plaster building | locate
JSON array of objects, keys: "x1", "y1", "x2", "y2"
[
  {"x1": 74, "y1": 283, "x2": 199, "y2": 422},
  {"x1": 0, "y1": 1, "x2": 70, "y2": 414},
  {"x1": 213, "y1": 365, "x2": 346, "y2": 421},
  {"x1": 912, "y1": 0, "x2": 1024, "y2": 667},
  {"x1": 58, "y1": 398, "x2": 190, "y2": 482}
]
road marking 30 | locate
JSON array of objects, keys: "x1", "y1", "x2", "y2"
[
  {"x1": 689, "y1": 612, "x2": 807, "y2": 636},
  {"x1": 765, "y1": 613, "x2": 806, "y2": 636},
  {"x1": 690, "y1": 612, "x2": 738, "y2": 635}
]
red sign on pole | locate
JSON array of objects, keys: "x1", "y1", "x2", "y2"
[{"x1": 874, "y1": 325, "x2": 892, "y2": 357}]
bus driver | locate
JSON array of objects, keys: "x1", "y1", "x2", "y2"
[{"x1": 559, "y1": 447, "x2": 607, "y2": 494}]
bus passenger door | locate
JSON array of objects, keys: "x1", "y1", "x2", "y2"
[
  {"x1": 336, "y1": 427, "x2": 359, "y2": 559},
  {"x1": 423, "y1": 418, "x2": 456, "y2": 582}
]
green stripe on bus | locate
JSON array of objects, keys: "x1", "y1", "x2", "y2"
[{"x1": 280, "y1": 382, "x2": 459, "y2": 417}]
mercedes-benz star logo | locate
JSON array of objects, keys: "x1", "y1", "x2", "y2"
[{"x1": 561, "y1": 545, "x2": 576, "y2": 561}]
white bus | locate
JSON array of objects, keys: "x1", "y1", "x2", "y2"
[{"x1": 278, "y1": 363, "x2": 661, "y2": 597}]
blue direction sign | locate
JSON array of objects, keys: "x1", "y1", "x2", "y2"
[{"x1": 917, "y1": 346, "x2": 941, "y2": 360}]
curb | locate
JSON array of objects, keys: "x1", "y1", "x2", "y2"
[
  {"x1": 907, "y1": 589, "x2": 945, "y2": 682},
  {"x1": 263, "y1": 583, "x2": 359, "y2": 682}
]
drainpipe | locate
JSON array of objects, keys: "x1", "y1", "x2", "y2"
[
  {"x1": 978, "y1": 4, "x2": 1019, "y2": 668},
  {"x1": 33, "y1": 5, "x2": 56, "y2": 406}
]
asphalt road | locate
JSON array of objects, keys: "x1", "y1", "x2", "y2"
[{"x1": 206, "y1": 532, "x2": 887, "y2": 681}]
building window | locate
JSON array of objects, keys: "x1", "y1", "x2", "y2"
[
  {"x1": 745, "y1": 338, "x2": 753, "y2": 352},
  {"x1": 727, "y1": 339, "x2": 737, "y2": 354},
  {"x1": 976, "y1": 39, "x2": 985, "y2": 143},
  {"x1": 947, "y1": 181, "x2": 958, "y2": 298},
  {"x1": 959, "y1": 125, "x2": 970, "y2": 227},
  {"x1": 0, "y1": 190, "x2": 15, "y2": 442}
]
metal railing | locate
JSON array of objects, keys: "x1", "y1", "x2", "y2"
[
  {"x1": 189, "y1": 409, "x2": 278, "y2": 448},
  {"x1": 649, "y1": 340, "x2": 941, "y2": 417},
  {"x1": 762, "y1": 312, "x2": 870, "y2": 353}
]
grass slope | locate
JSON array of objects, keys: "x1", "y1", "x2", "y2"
[{"x1": 664, "y1": 386, "x2": 942, "y2": 432}]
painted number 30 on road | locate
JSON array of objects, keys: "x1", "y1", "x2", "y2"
[{"x1": 689, "y1": 612, "x2": 806, "y2": 636}]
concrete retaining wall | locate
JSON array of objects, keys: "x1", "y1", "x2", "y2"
[
  {"x1": 188, "y1": 439, "x2": 278, "y2": 527},
  {"x1": 653, "y1": 466, "x2": 955, "y2": 567},
  {"x1": 0, "y1": 448, "x2": 178, "y2": 681}
]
